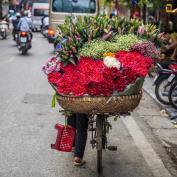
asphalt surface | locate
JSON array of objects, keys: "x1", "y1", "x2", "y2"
[{"x1": 0, "y1": 33, "x2": 177, "y2": 177}]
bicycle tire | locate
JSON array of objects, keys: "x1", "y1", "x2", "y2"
[
  {"x1": 102, "y1": 118, "x2": 107, "y2": 150},
  {"x1": 155, "y1": 76, "x2": 171, "y2": 105},
  {"x1": 96, "y1": 117, "x2": 103, "y2": 174},
  {"x1": 169, "y1": 81, "x2": 177, "y2": 109}
]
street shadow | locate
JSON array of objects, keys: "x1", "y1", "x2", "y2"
[
  {"x1": 16, "y1": 52, "x2": 34, "y2": 58},
  {"x1": 11, "y1": 44, "x2": 18, "y2": 47}
]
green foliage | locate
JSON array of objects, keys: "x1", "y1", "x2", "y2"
[
  {"x1": 79, "y1": 34, "x2": 141, "y2": 59},
  {"x1": 112, "y1": 34, "x2": 142, "y2": 50},
  {"x1": 79, "y1": 40, "x2": 116, "y2": 59},
  {"x1": 56, "y1": 15, "x2": 158, "y2": 65}
]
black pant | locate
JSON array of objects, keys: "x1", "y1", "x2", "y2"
[{"x1": 67, "y1": 114, "x2": 88, "y2": 159}]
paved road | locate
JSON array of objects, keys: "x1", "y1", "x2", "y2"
[{"x1": 0, "y1": 34, "x2": 176, "y2": 177}]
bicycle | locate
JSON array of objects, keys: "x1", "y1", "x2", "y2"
[
  {"x1": 55, "y1": 90, "x2": 142, "y2": 174},
  {"x1": 88, "y1": 113, "x2": 118, "y2": 174}
]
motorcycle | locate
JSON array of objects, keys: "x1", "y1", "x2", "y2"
[
  {"x1": 0, "y1": 21, "x2": 8, "y2": 39},
  {"x1": 168, "y1": 64, "x2": 177, "y2": 109},
  {"x1": 13, "y1": 30, "x2": 19, "y2": 44},
  {"x1": 41, "y1": 25, "x2": 48, "y2": 38},
  {"x1": 154, "y1": 62, "x2": 177, "y2": 105},
  {"x1": 17, "y1": 31, "x2": 32, "y2": 55}
]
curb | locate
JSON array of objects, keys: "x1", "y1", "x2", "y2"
[{"x1": 143, "y1": 78, "x2": 177, "y2": 168}]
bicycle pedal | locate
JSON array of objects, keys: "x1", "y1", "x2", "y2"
[
  {"x1": 107, "y1": 146, "x2": 117, "y2": 151},
  {"x1": 90, "y1": 139, "x2": 96, "y2": 144},
  {"x1": 89, "y1": 128, "x2": 96, "y2": 131}
]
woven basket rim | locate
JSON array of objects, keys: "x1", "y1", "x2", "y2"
[{"x1": 56, "y1": 90, "x2": 142, "y2": 99}]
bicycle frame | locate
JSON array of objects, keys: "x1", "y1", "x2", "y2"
[{"x1": 88, "y1": 114, "x2": 114, "y2": 174}]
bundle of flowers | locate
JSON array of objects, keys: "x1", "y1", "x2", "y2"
[
  {"x1": 79, "y1": 34, "x2": 142, "y2": 59},
  {"x1": 43, "y1": 51, "x2": 152, "y2": 97},
  {"x1": 43, "y1": 15, "x2": 159, "y2": 100},
  {"x1": 55, "y1": 15, "x2": 159, "y2": 66},
  {"x1": 130, "y1": 41, "x2": 160, "y2": 61}
]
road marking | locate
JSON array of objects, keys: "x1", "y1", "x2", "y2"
[
  {"x1": 122, "y1": 116, "x2": 172, "y2": 177},
  {"x1": 6, "y1": 56, "x2": 15, "y2": 63}
]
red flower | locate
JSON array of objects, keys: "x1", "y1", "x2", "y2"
[
  {"x1": 103, "y1": 67, "x2": 121, "y2": 80},
  {"x1": 116, "y1": 51, "x2": 153, "y2": 77},
  {"x1": 48, "y1": 72, "x2": 61, "y2": 84},
  {"x1": 46, "y1": 52, "x2": 152, "y2": 96},
  {"x1": 113, "y1": 77, "x2": 128, "y2": 92}
]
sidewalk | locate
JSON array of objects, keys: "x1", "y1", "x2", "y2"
[
  {"x1": 143, "y1": 76, "x2": 177, "y2": 166},
  {"x1": 144, "y1": 77, "x2": 177, "y2": 118}
]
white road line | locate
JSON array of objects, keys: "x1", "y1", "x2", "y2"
[
  {"x1": 122, "y1": 116, "x2": 172, "y2": 177},
  {"x1": 6, "y1": 56, "x2": 15, "y2": 63}
]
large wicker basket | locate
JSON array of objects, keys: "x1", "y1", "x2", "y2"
[{"x1": 56, "y1": 91, "x2": 142, "y2": 114}]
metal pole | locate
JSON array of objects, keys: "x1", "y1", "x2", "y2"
[{"x1": 115, "y1": 0, "x2": 119, "y2": 16}]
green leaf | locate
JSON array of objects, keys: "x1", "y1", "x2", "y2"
[
  {"x1": 69, "y1": 58, "x2": 76, "y2": 65},
  {"x1": 52, "y1": 93, "x2": 56, "y2": 108}
]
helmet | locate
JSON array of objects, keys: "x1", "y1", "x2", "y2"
[
  {"x1": 16, "y1": 12, "x2": 21, "y2": 18},
  {"x1": 23, "y1": 11, "x2": 28, "y2": 17}
]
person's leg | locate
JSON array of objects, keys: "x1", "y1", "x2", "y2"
[
  {"x1": 67, "y1": 113, "x2": 76, "y2": 128},
  {"x1": 74, "y1": 114, "x2": 88, "y2": 159},
  {"x1": 12, "y1": 29, "x2": 15, "y2": 40},
  {"x1": 67, "y1": 114, "x2": 76, "y2": 148}
]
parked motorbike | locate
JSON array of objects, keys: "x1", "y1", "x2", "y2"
[
  {"x1": 154, "y1": 62, "x2": 177, "y2": 105},
  {"x1": 0, "y1": 21, "x2": 8, "y2": 39},
  {"x1": 17, "y1": 31, "x2": 32, "y2": 55},
  {"x1": 41, "y1": 25, "x2": 48, "y2": 38},
  {"x1": 168, "y1": 64, "x2": 177, "y2": 109}
]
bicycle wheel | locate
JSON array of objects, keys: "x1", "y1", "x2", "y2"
[
  {"x1": 102, "y1": 118, "x2": 107, "y2": 150},
  {"x1": 169, "y1": 81, "x2": 177, "y2": 109},
  {"x1": 96, "y1": 116, "x2": 103, "y2": 174},
  {"x1": 155, "y1": 76, "x2": 171, "y2": 105}
]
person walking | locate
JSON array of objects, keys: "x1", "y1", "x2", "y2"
[{"x1": 67, "y1": 114, "x2": 88, "y2": 166}]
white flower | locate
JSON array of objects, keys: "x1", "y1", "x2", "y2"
[{"x1": 103, "y1": 56, "x2": 121, "y2": 69}]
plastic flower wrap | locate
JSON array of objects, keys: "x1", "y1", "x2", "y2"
[{"x1": 42, "y1": 57, "x2": 61, "y2": 74}]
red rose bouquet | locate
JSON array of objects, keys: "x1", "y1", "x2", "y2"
[
  {"x1": 42, "y1": 15, "x2": 159, "y2": 99},
  {"x1": 43, "y1": 51, "x2": 153, "y2": 97}
]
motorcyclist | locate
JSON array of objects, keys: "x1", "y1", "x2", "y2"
[
  {"x1": 41, "y1": 14, "x2": 49, "y2": 31},
  {"x1": 2, "y1": 14, "x2": 9, "y2": 28},
  {"x1": 0, "y1": 16, "x2": 9, "y2": 39},
  {"x1": 12, "y1": 12, "x2": 21, "y2": 40},
  {"x1": 41, "y1": 15, "x2": 49, "y2": 37},
  {"x1": 17, "y1": 11, "x2": 33, "y2": 41}
]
